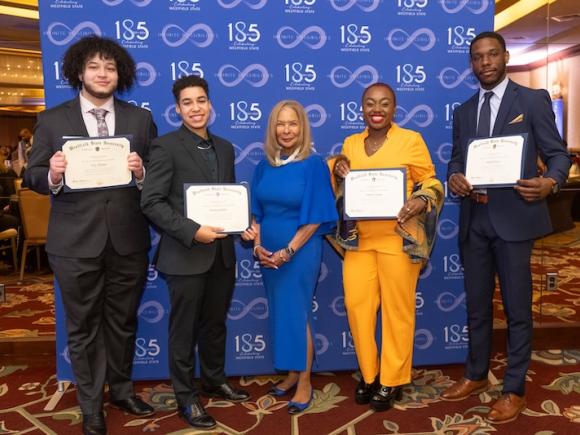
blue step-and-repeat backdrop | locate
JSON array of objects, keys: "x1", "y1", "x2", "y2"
[{"x1": 38, "y1": 0, "x2": 494, "y2": 382}]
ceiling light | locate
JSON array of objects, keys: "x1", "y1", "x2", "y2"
[{"x1": 495, "y1": 0, "x2": 558, "y2": 31}]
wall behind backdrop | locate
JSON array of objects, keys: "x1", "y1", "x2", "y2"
[{"x1": 37, "y1": 0, "x2": 493, "y2": 382}]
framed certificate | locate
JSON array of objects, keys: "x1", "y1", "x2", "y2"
[
  {"x1": 344, "y1": 168, "x2": 406, "y2": 220},
  {"x1": 60, "y1": 135, "x2": 135, "y2": 192},
  {"x1": 184, "y1": 183, "x2": 250, "y2": 234},
  {"x1": 465, "y1": 134, "x2": 528, "y2": 188}
]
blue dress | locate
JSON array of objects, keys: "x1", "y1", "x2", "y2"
[{"x1": 251, "y1": 154, "x2": 337, "y2": 371}]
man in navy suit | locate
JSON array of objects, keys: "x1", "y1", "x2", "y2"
[{"x1": 441, "y1": 31, "x2": 570, "y2": 423}]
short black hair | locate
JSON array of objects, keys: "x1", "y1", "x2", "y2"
[
  {"x1": 469, "y1": 31, "x2": 507, "y2": 57},
  {"x1": 172, "y1": 75, "x2": 209, "y2": 102},
  {"x1": 362, "y1": 82, "x2": 397, "y2": 106},
  {"x1": 62, "y1": 35, "x2": 136, "y2": 93}
]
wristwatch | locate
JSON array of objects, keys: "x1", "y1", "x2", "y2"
[{"x1": 551, "y1": 181, "x2": 560, "y2": 195}]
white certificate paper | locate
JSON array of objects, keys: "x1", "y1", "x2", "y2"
[
  {"x1": 62, "y1": 136, "x2": 132, "y2": 190},
  {"x1": 465, "y1": 134, "x2": 526, "y2": 187},
  {"x1": 184, "y1": 183, "x2": 250, "y2": 234},
  {"x1": 344, "y1": 168, "x2": 406, "y2": 220}
]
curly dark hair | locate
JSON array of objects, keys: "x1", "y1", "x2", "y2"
[{"x1": 62, "y1": 35, "x2": 136, "y2": 93}]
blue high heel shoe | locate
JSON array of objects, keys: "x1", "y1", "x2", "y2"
[
  {"x1": 287, "y1": 388, "x2": 314, "y2": 415},
  {"x1": 268, "y1": 383, "x2": 296, "y2": 397}
]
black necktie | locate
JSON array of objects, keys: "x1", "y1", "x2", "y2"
[{"x1": 477, "y1": 91, "x2": 493, "y2": 137}]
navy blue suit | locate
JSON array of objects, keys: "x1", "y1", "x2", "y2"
[{"x1": 448, "y1": 79, "x2": 570, "y2": 395}]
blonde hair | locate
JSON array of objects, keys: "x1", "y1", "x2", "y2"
[{"x1": 264, "y1": 100, "x2": 312, "y2": 165}]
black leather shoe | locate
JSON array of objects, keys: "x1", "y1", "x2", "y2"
[
  {"x1": 370, "y1": 385, "x2": 403, "y2": 412},
  {"x1": 202, "y1": 383, "x2": 250, "y2": 402},
  {"x1": 178, "y1": 401, "x2": 216, "y2": 429},
  {"x1": 82, "y1": 412, "x2": 106, "y2": 435},
  {"x1": 110, "y1": 396, "x2": 155, "y2": 416},
  {"x1": 355, "y1": 376, "x2": 379, "y2": 405}
]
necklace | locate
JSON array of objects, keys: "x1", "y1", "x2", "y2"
[
  {"x1": 273, "y1": 146, "x2": 301, "y2": 166},
  {"x1": 365, "y1": 136, "x2": 385, "y2": 152}
]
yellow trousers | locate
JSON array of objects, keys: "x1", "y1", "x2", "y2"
[{"x1": 343, "y1": 249, "x2": 420, "y2": 386}]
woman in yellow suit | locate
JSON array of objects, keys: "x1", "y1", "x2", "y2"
[{"x1": 333, "y1": 83, "x2": 443, "y2": 412}]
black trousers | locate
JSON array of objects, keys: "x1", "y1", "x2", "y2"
[
  {"x1": 461, "y1": 202, "x2": 534, "y2": 396},
  {"x1": 165, "y1": 244, "x2": 235, "y2": 407},
  {"x1": 49, "y1": 240, "x2": 148, "y2": 414}
]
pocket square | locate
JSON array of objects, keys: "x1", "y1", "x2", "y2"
[{"x1": 508, "y1": 114, "x2": 524, "y2": 124}]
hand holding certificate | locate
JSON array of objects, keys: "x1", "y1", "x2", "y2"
[
  {"x1": 465, "y1": 134, "x2": 527, "y2": 187},
  {"x1": 344, "y1": 168, "x2": 406, "y2": 220},
  {"x1": 184, "y1": 183, "x2": 250, "y2": 234},
  {"x1": 61, "y1": 136, "x2": 133, "y2": 191}
]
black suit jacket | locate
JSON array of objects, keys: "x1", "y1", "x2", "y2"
[
  {"x1": 140, "y1": 125, "x2": 236, "y2": 275},
  {"x1": 448, "y1": 80, "x2": 571, "y2": 242},
  {"x1": 26, "y1": 96, "x2": 157, "y2": 257}
]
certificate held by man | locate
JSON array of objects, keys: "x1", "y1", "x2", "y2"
[
  {"x1": 465, "y1": 134, "x2": 527, "y2": 188},
  {"x1": 184, "y1": 183, "x2": 250, "y2": 234},
  {"x1": 61, "y1": 135, "x2": 133, "y2": 190},
  {"x1": 344, "y1": 168, "x2": 406, "y2": 220}
]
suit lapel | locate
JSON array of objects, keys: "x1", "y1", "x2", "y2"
[
  {"x1": 177, "y1": 126, "x2": 212, "y2": 181},
  {"x1": 213, "y1": 137, "x2": 227, "y2": 182},
  {"x1": 465, "y1": 93, "x2": 478, "y2": 145},
  {"x1": 114, "y1": 99, "x2": 128, "y2": 135},
  {"x1": 493, "y1": 80, "x2": 517, "y2": 135},
  {"x1": 66, "y1": 97, "x2": 89, "y2": 137}
]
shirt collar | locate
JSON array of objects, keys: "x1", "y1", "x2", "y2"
[
  {"x1": 181, "y1": 124, "x2": 213, "y2": 148},
  {"x1": 79, "y1": 93, "x2": 115, "y2": 114},
  {"x1": 479, "y1": 76, "x2": 509, "y2": 102}
]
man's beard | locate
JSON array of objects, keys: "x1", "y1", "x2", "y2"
[{"x1": 82, "y1": 83, "x2": 115, "y2": 100}]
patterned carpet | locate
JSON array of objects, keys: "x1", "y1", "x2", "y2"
[
  {"x1": 1, "y1": 224, "x2": 579, "y2": 339},
  {"x1": 0, "y1": 349, "x2": 578, "y2": 434}
]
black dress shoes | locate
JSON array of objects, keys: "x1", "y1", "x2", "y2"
[
  {"x1": 202, "y1": 383, "x2": 250, "y2": 402},
  {"x1": 178, "y1": 401, "x2": 217, "y2": 429},
  {"x1": 355, "y1": 376, "x2": 379, "y2": 405},
  {"x1": 370, "y1": 385, "x2": 403, "y2": 412},
  {"x1": 109, "y1": 396, "x2": 155, "y2": 416},
  {"x1": 82, "y1": 412, "x2": 106, "y2": 435}
]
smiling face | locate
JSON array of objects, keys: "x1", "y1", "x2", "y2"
[
  {"x1": 470, "y1": 37, "x2": 509, "y2": 90},
  {"x1": 176, "y1": 85, "x2": 211, "y2": 138},
  {"x1": 275, "y1": 106, "x2": 301, "y2": 153},
  {"x1": 362, "y1": 84, "x2": 396, "y2": 131},
  {"x1": 79, "y1": 54, "x2": 119, "y2": 103}
]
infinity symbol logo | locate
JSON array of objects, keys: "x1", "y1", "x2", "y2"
[
  {"x1": 228, "y1": 297, "x2": 269, "y2": 320},
  {"x1": 233, "y1": 142, "x2": 265, "y2": 165},
  {"x1": 305, "y1": 104, "x2": 328, "y2": 127},
  {"x1": 330, "y1": 0, "x2": 380, "y2": 12},
  {"x1": 46, "y1": 21, "x2": 102, "y2": 46},
  {"x1": 314, "y1": 333, "x2": 330, "y2": 355},
  {"x1": 138, "y1": 301, "x2": 165, "y2": 323},
  {"x1": 414, "y1": 329, "x2": 434, "y2": 350},
  {"x1": 439, "y1": 67, "x2": 478, "y2": 89},
  {"x1": 436, "y1": 292, "x2": 466, "y2": 312},
  {"x1": 395, "y1": 104, "x2": 434, "y2": 128},
  {"x1": 217, "y1": 0, "x2": 268, "y2": 9},
  {"x1": 136, "y1": 62, "x2": 156, "y2": 87},
  {"x1": 329, "y1": 65, "x2": 379, "y2": 88},
  {"x1": 275, "y1": 26, "x2": 327, "y2": 49},
  {"x1": 102, "y1": 0, "x2": 152, "y2": 6},
  {"x1": 387, "y1": 28, "x2": 436, "y2": 51},
  {"x1": 440, "y1": 0, "x2": 489, "y2": 14},
  {"x1": 329, "y1": 296, "x2": 347, "y2": 316},
  {"x1": 217, "y1": 64, "x2": 269, "y2": 87},
  {"x1": 437, "y1": 218, "x2": 459, "y2": 240},
  {"x1": 161, "y1": 23, "x2": 214, "y2": 48}
]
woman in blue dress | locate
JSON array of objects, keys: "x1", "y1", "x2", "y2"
[{"x1": 243, "y1": 100, "x2": 337, "y2": 414}]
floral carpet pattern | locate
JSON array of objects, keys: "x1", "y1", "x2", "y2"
[
  {"x1": 0, "y1": 274, "x2": 54, "y2": 340},
  {"x1": 0, "y1": 350, "x2": 578, "y2": 434}
]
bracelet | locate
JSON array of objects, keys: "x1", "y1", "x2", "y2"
[
  {"x1": 278, "y1": 250, "x2": 290, "y2": 263},
  {"x1": 253, "y1": 245, "x2": 261, "y2": 257},
  {"x1": 284, "y1": 246, "x2": 295, "y2": 257}
]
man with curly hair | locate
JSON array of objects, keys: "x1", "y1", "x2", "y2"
[{"x1": 26, "y1": 35, "x2": 157, "y2": 435}]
